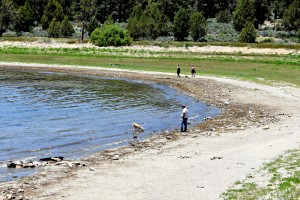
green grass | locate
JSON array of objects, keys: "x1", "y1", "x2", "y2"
[
  {"x1": 221, "y1": 148, "x2": 300, "y2": 200},
  {"x1": 0, "y1": 43, "x2": 299, "y2": 86}
]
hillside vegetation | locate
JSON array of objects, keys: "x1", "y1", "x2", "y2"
[{"x1": 0, "y1": 0, "x2": 299, "y2": 44}]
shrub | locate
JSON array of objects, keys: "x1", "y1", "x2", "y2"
[
  {"x1": 276, "y1": 30, "x2": 294, "y2": 39},
  {"x1": 205, "y1": 18, "x2": 238, "y2": 42},
  {"x1": 91, "y1": 24, "x2": 132, "y2": 46},
  {"x1": 259, "y1": 29, "x2": 276, "y2": 37},
  {"x1": 238, "y1": 21, "x2": 257, "y2": 43},
  {"x1": 32, "y1": 27, "x2": 48, "y2": 37},
  {"x1": 259, "y1": 37, "x2": 274, "y2": 43},
  {"x1": 2, "y1": 31, "x2": 17, "y2": 37}
]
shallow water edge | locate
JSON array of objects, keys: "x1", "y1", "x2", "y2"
[{"x1": 0, "y1": 66, "x2": 220, "y2": 182}]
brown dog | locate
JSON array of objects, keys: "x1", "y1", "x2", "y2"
[{"x1": 132, "y1": 123, "x2": 144, "y2": 132}]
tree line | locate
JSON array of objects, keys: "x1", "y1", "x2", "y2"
[{"x1": 0, "y1": 0, "x2": 299, "y2": 42}]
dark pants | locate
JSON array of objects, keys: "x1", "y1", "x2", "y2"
[{"x1": 181, "y1": 118, "x2": 188, "y2": 132}]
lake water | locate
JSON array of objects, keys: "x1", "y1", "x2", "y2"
[{"x1": 0, "y1": 69, "x2": 220, "y2": 182}]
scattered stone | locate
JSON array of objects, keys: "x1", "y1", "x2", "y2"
[
  {"x1": 210, "y1": 156, "x2": 223, "y2": 160},
  {"x1": 51, "y1": 157, "x2": 63, "y2": 162},
  {"x1": 204, "y1": 117, "x2": 212, "y2": 121},
  {"x1": 23, "y1": 163, "x2": 35, "y2": 168},
  {"x1": 40, "y1": 156, "x2": 64, "y2": 162},
  {"x1": 179, "y1": 155, "x2": 191, "y2": 159},
  {"x1": 110, "y1": 155, "x2": 119, "y2": 160},
  {"x1": 237, "y1": 163, "x2": 246, "y2": 165},
  {"x1": 7, "y1": 162, "x2": 17, "y2": 168},
  {"x1": 7, "y1": 160, "x2": 44, "y2": 169},
  {"x1": 262, "y1": 125, "x2": 269, "y2": 130},
  {"x1": 166, "y1": 135, "x2": 173, "y2": 140},
  {"x1": 224, "y1": 100, "x2": 230, "y2": 105},
  {"x1": 6, "y1": 194, "x2": 13, "y2": 200},
  {"x1": 66, "y1": 162, "x2": 73, "y2": 168},
  {"x1": 89, "y1": 168, "x2": 95, "y2": 171},
  {"x1": 73, "y1": 162, "x2": 84, "y2": 167}
]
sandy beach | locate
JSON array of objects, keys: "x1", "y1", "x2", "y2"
[{"x1": 0, "y1": 44, "x2": 299, "y2": 199}]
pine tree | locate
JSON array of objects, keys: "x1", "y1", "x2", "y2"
[
  {"x1": 60, "y1": 16, "x2": 74, "y2": 38},
  {"x1": 238, "y1": 21, "x2": 257, "y2": 43},
  {"x1": 87, "y1": 17, "x2": 100, "y2": 36},
  {"x1": 216, "y1": 9, "x2": 232, "y2": 23},
  {"x1": 173, "y1": 8, "x2": 189, "y2": 41},
  {"x1": 233, "y1": 0, "x2": 256, "y2": 32},
  {"x1": 282, "y1": 0, "x2": 300, "y2": 31},
  {"x1": 15, "y1": 0, "x2": 35, "y2": 33},
  {"x1": 73, "y1": 0, "x2": 95, "y2": 42},
  {"x1": 41, "y1": 0, "x2": 64, "y2": 30},
  {"x1": 144, "y1": 2, "x2": 169, "y2": 39},
  {"x1": 0, "y1": 0, "x2": 16, "y2": 36},
  {"x1": 47, "y1": 18, "x2": 61, "y2": 38},
  {"x1": 189, "y1": 12, "x2": 207, "y2": 41},
  {"x1": 254, "y1": 0, "x2": 270, "y2": 26},
  {"x1": 127, "y1": 5, "x2": 146, "y2": 40}
]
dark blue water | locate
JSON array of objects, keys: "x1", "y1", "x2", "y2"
[{"x1": 0, "y1": 69, "x2": 220, "y2": 181}]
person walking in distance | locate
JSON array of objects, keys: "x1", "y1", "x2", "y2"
[
  {"x1": 177, "y1": 65, "x2": 181, "y2": 77},
  {"x1": 181, "y1": 105, "x2": 188, "y2": 132},
  {"x1": 191, "y1": 66, "x2": 196, "y2": 77}
]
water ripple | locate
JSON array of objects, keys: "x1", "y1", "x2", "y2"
[{"x1": 0, "y1": 69, "x2": 220, "y2": 182}]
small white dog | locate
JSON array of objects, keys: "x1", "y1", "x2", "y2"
[{"x1": 132, "y1": 123, "x2": 144, "y2": 132}]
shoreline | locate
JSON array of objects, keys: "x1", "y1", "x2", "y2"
[
  {"x1": 0, "y1": 63, "x2": 300, "y2": 199},
  {"x1": 0, "y1": 68, "x2": 220, "y2": 183}
]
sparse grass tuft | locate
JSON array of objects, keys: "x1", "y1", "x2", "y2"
[{"x1": 221, "y1": 148, "x2": 300, "y2": 199}]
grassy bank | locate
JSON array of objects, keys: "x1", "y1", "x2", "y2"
[
  {"x1": 0, "y1": 44, "x2": 299, "y2": 86},
  {"x1": 221, "y1": 148, "x2": 300, "y2": 199}
]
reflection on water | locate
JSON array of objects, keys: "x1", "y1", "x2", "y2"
[{"x1": 0, "y1": 69, "x2": 220, "y2": 181}]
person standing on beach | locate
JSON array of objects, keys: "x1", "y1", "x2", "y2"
[
  {"x1": 177, "y1": 65, "x2": 181, "y2": 77},
  {"x1": 181, "y1": 105, "x2": 188, "y2": 132},
  {"x1": 191, "y1": 66, "x2": 196, "y2": 77}
]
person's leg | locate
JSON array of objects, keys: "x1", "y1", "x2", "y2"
[
  {"x1": 181, "y1": 120, "x2": 184, "y2": 132},
  {"x1": 183, "y1": 118, "x2": 188, "y2": 132}
]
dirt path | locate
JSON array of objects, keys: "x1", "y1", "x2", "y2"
[
  {"x1": 1, "y1": 41, "x2": 300, "y2": 55},
  {"x1": 0, "y1": 63, "x2": 299, "y2": 200}
]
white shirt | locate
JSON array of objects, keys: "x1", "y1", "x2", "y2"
[{"x1": 181, "y1": 107, "x2": 188, "y2": 119}]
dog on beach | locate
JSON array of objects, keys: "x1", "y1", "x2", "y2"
[{"x1": 132, "y1": 123, "x2": 144, "y2": 132}]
